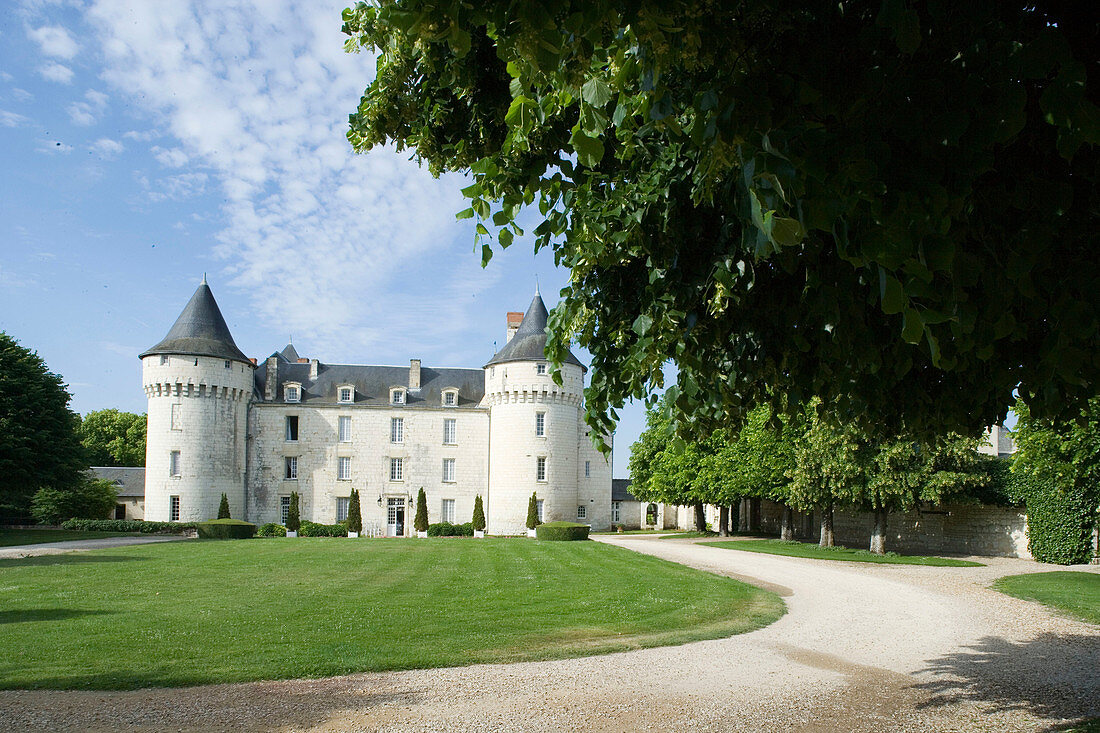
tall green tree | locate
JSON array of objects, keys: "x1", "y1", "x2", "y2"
[
  {"x1": 472, "y1": 494, "x2": 486, "y2": 532},
  {"x1": 345, "y1": 1, "x2": 1096, "y2": 442},
  {"x1": 78, "y1": 409, "x2": 146, "y2": 467},
  {"x1": 0, "y1": 332, "x2": 87, "y2": 520},
  {"x1": 414, "y1": 487, "x2": 429, "y2": 532},
  {"x1": 30, "y1": 477, "x2": 117, "y2": 525},
  {"x1": 728, "y1": 405, "x2": 802, "y2": 539},
  {"x1": 217, "y1": 493, "x2": 231, "y2": 519},
  {"x1": 526, "y1": 492, "x2": 541, "y2": 530}
]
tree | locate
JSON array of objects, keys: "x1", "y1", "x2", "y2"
[
  {"x1": 526, "y1": 492, "x2": 541, "y2": 529},
  {"x1": 77, "y1": 409, "x2": 146, "y2": 467},
  {"x1": 414, "y1": 487, "x2": 429, "y2": 532},
  {"x1": 286, "y1": 491, "x2": 300, "y2": 532},
  {"x1": 727, "y1": 405, "x2": 802, "y2": 540},
  {"x1": 345, "y1": 1, "x2": 1096, "y2": 442},
  {"x1": 217, "y1": 493, "x2": 231, "y2": 519},
  {"x1": 472, "y1": 494, "x2": 486, "y2": 532},
  {"x1": 628, "y1": 401, "x2": 711, "y2": 530},
  {"x1": 0, "y1": 331, "x2": 88, "y2": 520},
  {"x1": 347, "y1": 488, "x2": 363, "y2": 534},
  {"x1": 31, "y1": 477, "x2": 117, "y2": 525}
]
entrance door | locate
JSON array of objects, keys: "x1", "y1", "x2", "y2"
[{"x1": 387, "y1": 497, "x2": 406, "y2": 537}]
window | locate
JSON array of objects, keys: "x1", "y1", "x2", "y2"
[
  {"x1": 224, "y1": 360, "x2": 231, "y2": 369},
  {"x1": 285, "y1": 456, "x2": 298, "y2": 480},
  {"x1": 490, "y1": 367, "x2": 495, "y2": 377},
  {"x1": 338, "y1": 386, "x2": 353, "y2": 403},
  {"x1": 339, "y1": 415, "x2": 352, "y2": 442},
  {"x1": 280, "y1": 496, "x2": 291, "y2": 524},
  {"x1": 159, "y1": 355, "x2": 169, "y2": 365},
  {"x1": 611, "y1": 501, "x2": 621, "y2": 523},
  {"x1": 285, "y1": 385, "x2": 300, "y2": 402},
  {"x1": 585, "y1": 460, "x2": 590, "y2": 478},
  {"x1": 391, "y1": 417, "x2": 404, "y2": 443},
  {"x1": 536, "y1": 499, "x2": 544, "y2": 522},
  {"x1": 443, "y1": 390, "x2": 457, "y2": 406},
  {"x1": 536, "y1": 456, "x2": 547, "y2": 482},
  {"x1": 442, "y1": 458, "x2": 455, "y2": 483},
  {"x1": 169, "y1": 450, "x2": 181, "y2": 477},
  {"x1": 577, "y1": 505, "x2": 587, "y2": 520},
  {"x1": 535, "y1": 412, "x2": 545, "y2": 437},
  {"x1": 338, "y1": 456, "x2": 351, "y2": 480},
  {"x1": 336, "y1": 497, "x2": 349, "y2": 522},
  {"x1": 536, "y1": 363, "x2": 546, "y2": 375},
  {"x1": 646, "y1": 503, "x2": 658, "y2": 525},
  {"x1": 285, "y1": 415, "x2": 298, "y2": 441},
  {"x1": 170, "y1": 495, "x2": 180, "y2": 521},
  {"x1": 441, "y1": 498, "x2": 455, "y2": 523},
  {"x1": 443, "y1": 418, "x2": 456, "y2": 444},
  {"x1": 389, "y1": 457, "x2": 403, "y2": 481},
  {"x1": 171, "y1": 403, "x2": 182, "y2": 431},
  {"x1": 391, "y1": 388, "x2": 405, "y2": 405}
]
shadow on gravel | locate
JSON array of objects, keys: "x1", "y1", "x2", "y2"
[
  {"x1": 0, "y1": 608, "x2": 112, "y2": 624},
  {"x1": 0, "y1": 554, "x2": 144, "y2": 568},
  {"x1": 914, "y1": 633, "x2": 1100, "y2": 722}
]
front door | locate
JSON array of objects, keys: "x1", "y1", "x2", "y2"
[{"x1": 387, "y1": 498, "x2": 405, "y2": 537}]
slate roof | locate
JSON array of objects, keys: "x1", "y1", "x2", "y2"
[
  {"x1": 256, "y1": 353, "x2": 486, "y2": 408},
  {"x1": 90, "y1": 466, "x2": 146, "y2": 498},
  {"x1": 139, "y1": 279, "x2": 251, "y2": 364},
  {"x1": 485, "y1": 292, "x2": 583, "y2": 369},
  {"x1": 612, "y1": 478, "x2": 637, "y2": 502}
]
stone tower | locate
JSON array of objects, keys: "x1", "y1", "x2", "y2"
[
  {"x1": 139, "y1": 277, "x2": 254, "y2": 522},
  {"x1": 484, "y1": 290, "x2": 590, "y2": 534}
]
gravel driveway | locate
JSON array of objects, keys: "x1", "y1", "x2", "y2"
[{"x1": 2, "y1": 535, "x2": 1097, "y2": 732}]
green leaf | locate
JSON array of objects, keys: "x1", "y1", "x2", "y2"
[
  {"x1": 505, "y1": 96, "x2": 539, "y2": 130},
  {"x1": 481, "y1": 243, "x2": 493, "y2": 266},
  {"x1": 498, "y1": 228, "x2": 514, "y2": 248},
  {"x1": 571, "y1": 127, "x2": 605, "y2": 168},
  {"x1": 902, "y1": 308, "x2": 923, "y2": 343},
  {"x1": 455, "y1": 208, "x2": 475, "y2": 220},
  {"x1": 581, "y1": 77, "x2": 613, "y2": 107},
  {"x1": 632, "y1": 314, "x2": 653, "y2": 336},
  {"x1": 880, "y1": 272, "x2": 905, "y2": 315},
  {"x1": 771, "y1": 217, "x2": 804, "y2": 248}
]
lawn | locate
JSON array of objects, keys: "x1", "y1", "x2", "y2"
[
  {"x1": 0, "y1": 537, "x2": 785, "y2": 690},
  {"x1": 700, "y1": 539, "x2": 984, "y2": 566},
  {"x1": 992, "y1": 571, "x2": 1100, "y2": 625},
  {"x1": 0, "y1": 529, "x2": 139, "y2": 547}
]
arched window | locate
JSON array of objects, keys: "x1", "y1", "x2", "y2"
[{"x1": 646, "y1": 503, "x2": 658, "y2": 526}]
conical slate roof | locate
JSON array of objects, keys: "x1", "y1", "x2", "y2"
[
  {"x1": 139, "y1": 279, "x2": 251, "y2": 364},
  {"x1": 485, "y1": 292, "x2": 584, "y2": 368}
]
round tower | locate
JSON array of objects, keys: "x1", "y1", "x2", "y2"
[
  {"x1": 139, "y1": 277, "x2": 254, "y2": 522},
  {"x1": 484, "y1": 290, "x2": 587, "y2": 534}
]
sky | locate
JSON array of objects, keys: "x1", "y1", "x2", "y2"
[{"x1": 0, "y1": 0, "x2": 652, "y2": 477}]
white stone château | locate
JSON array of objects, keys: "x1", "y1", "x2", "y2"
[{"x1": 141, "y1": 278, "x2": 612, "y2": 534}]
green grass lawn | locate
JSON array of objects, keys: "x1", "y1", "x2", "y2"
[
  {"x1": 700, "y1": 539, "x2": 984, "y2": 566},
  {"x1": 992, "y1": 571, "x2": 1100, "y2": 624},
  {"x1": 0, "y1": 529, "x2": 139, "y2": 547},
  {"x1": 0, "y1": 537, "x2": 784, "y2": 690}
]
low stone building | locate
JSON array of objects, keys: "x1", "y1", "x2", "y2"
[{"x1": 91, "y1": 466, "x2": 146, "y2": 520}]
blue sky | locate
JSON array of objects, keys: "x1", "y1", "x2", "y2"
[{"x1": 0, "y1": 0, "x2": 652, "y2": 477}]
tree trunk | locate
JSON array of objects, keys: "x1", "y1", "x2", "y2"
[
  {"x1": 819, "y1": 505, "x2": 835, "y2": 547},
  {"x1": 718, "y1": 505, "x2": 730, "y2": 536},
  {"x1": 870, "y1": 508, "x2": 888, "y2": 554},
  {"x1": 750, "y1": 497, "x2": 761, "y2": 531},
  {"x1": 780, "y1": 505, "x2": 795, "y2": 541},
  {"x1": 730, "y1": 503, "x2": 739, "y2": 533},
  {"x1": 694, "y1": 503, "x2": 707, "y2": 532}
]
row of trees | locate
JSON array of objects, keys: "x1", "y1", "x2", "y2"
[{"x1": 629, "y1": 397, "x2": 994, "y2": 553}]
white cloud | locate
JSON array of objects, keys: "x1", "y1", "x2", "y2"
[
  {"x1": 0, "y1": 109, "x2": 29, "y2": 127},
  {"x1": 136, "y1": 170, "x2": 207, "y2": 202},
  {"x1": 67, "y1": 88, "x2": 108, "y2": 125},
  {"x1": 123, "y1": 128, "x2": 160, "y2": 141},
  {"x1": 39, "y1": 61, "x2": 73, "y2": 83},
  {"x1": 28, "y1": 25, "x2": 79, "y2": 59},
  {"x1": 152, "y1": 145, "x2": 188, "y2": 167},
  {"x1": 12, "y1": 88, "x2": 34, "y2": 102},
  {"x1": 90, "y1": 137, "x2": 123, "y2": 158}
]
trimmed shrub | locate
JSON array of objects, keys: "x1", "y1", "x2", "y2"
[
  {"x1": 427, "y1": 522, "x2": 474, "y2": 537},
  {"x1": 31, "y1": 478, "x2": 118, "y2": 525},
  {"x1": 1016, "y1": 473, "x2": 1097, "y2": 565},
  {"x1": 346, "y1": 488, "x2": 363, "y2": 534},
  {"x1": 299, "y1": 520, "x2": 347, "y2": 537},
  {"x1": 472, "y1": 494, "x2": 486, "y2": 532},
  {"x1": 414, "y1": 487, "x2": 429, "y2": 532},
  {"x1": 256, "y1": 522, "x2": 287, "y2": 537},
  {"x1": 286, "y1": 491, "x2": 301, "y2": 532},
  {"x1": 535, "y1": 521, "x2": 590, "y2": 541},
  {"x1": 526, "y1": 492, "x2": 541, "y2": 529},
  {"x1": 196, "y1": 519, "x2": 256, "y2": 539},
  {"x1": 217, "y1": 493, "x2": 231, "y2": 519},
  {"x1": 60, "y1": 518, "x2": 196, "y2": 534}
]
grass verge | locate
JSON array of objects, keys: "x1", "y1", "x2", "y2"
[
  {"x1": 0, "y1": 529, "x2": 139, "y2": 547},
  {"x1": 992, "y1": 571, "x2": 1100, "y2": 624},
  {"x1": 700, "y1": 539, "x2": 984, "y2": 566},
  {"x1": 0, "y1": 537, "x2": 784, "y2": 690}
]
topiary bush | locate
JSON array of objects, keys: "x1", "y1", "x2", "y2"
[
  {"x1": 526, "y1": 492, "x2": 541, "y2": 529},
  {"x1": 217, "y1": 493, "x2": 231, "y2": 519},
  {"x1": 286, "y1": 491, "x2": 301, "y2": 533},
  {"x1": 256, "y1": 522, "x2": 287, "y2": 537},
  {"x1": 196, "y1": 518, "x2": 256, "y2": 539},
  {"x1": 535, "y1": 521, "x2": 590, "y2": 541},
  {"x1": 427, "y1": 521, "x2": 474, "y2": 537},
  {"x1": 472, "y1": 494, "x2": 486, "y2": 532},
  {"x1": 299, "y1": 520, "x2": 347, "y2": 537},
  {"x1": 414, "y1": 487, "x2": 429, "y2": 532},
  {"x1": 346, "y1": 488, "x2": 363, "y2": 534},
  {"x1": 60, "y1": 518, "x2": 196, "y2": 534}
]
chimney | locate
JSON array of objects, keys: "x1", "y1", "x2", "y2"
[
  {"x1": 506, "y1": 311, "x2": 523, "y2": 342},
  {"x1": 264, "y1": 356, "x2": 278, "y2": 401},
  {"x1": 297, "y1": 358, "x2": 309, "y2": 364},
  {"x1": 409, "y1": 359, "x2": 421, "y2": 390},
  {"x1": 309, "y1": 358, "x2": 319, "y2": 381},
  {"x1": 250, "y1": 357, "x2": 257, "y2": 365}
]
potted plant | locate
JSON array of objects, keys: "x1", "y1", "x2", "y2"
[
  {"x1": 346, "y1": 488, "x2": 362, "y2": 538},
  {"x1": 472, "y1": 494, "x2": 486, "y2": 538},
  {"x1": 414, "y1": 487, "x2": 429, "y2": 538},
  {"x1": 286, "y1": 491, "x2": 300, "y2": 537},
  {"x1": 526, "y1": 491, "x2": 541, "y2": 538}
]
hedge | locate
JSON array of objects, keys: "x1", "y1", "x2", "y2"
[
  {"x1": 299, "y1": 520, "x2": 347, "y2": 537},
  {"x1": 427, "y1": 521, "x2": 474, "y2": 537},
  {"x1": 256, "y1": 522, "x2": 287, "y2": 537},
  {"x1": 535, "y1": 521, "x2": 590, "y2": 541},
  {"x1": 1014, "y1": 473, "x2": 1098, "y2": 565},
  {"x1": 196, "y1": 519, "x2": 257, "y2": 539},
  {"x1": 60, "y1": 519, "x2": 197, "y2": 534}
]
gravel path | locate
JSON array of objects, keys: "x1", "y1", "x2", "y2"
[
  {"x1": 0, "y1": 536, "x2": 187, "y2": 559},
  {"x1": 2, "y1": 535, "x2": 1097, "y2": 732}
]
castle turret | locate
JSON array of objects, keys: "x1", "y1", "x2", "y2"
[
  {"x1": 484, "y1": 290, "x2": 592, "y2": 534},
  {"x1": 139, "y1": 277, "x2": 254, "y2": 522}
]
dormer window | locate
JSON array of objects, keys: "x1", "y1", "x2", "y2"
[
  {"x1": 536, "y1": 363, "x2": 547, "y2": 375},
  {"x1": 284, "y1": 383, "x2": 301, "y2": 403},
  {"x1": 159, "y1": 355, "x2": 169, "y2": 366},
  {"x1": 442, "y1": 389, "x2": 458, "y2": 407},
  {"x1": 390, "y1": 388, "x2": 405, "y2": 405},
  {"x1": 338, "y1": 386, "x2": 354, "y2": 404}
]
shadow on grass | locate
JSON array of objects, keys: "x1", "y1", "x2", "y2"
[
  {"x1": 0, "y1": 608, "x2": 113, "y2": 624},
  {"x1": 0, "y1": 554, "x2": 145, "y2": 568},
  {"x1": 914, "y1": 633, "x2": 1100, "y2": 724}
]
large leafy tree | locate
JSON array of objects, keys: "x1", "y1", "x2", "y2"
[
  {"x1": 0, "y1": 332, "x2": 88, "y2": 520},
  {"x1": 78, "y1": 409, "x2": 146, "y2": 467},
  {"x1": 345, "y1": 1, "x2": 1096, "y2": 440}
]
